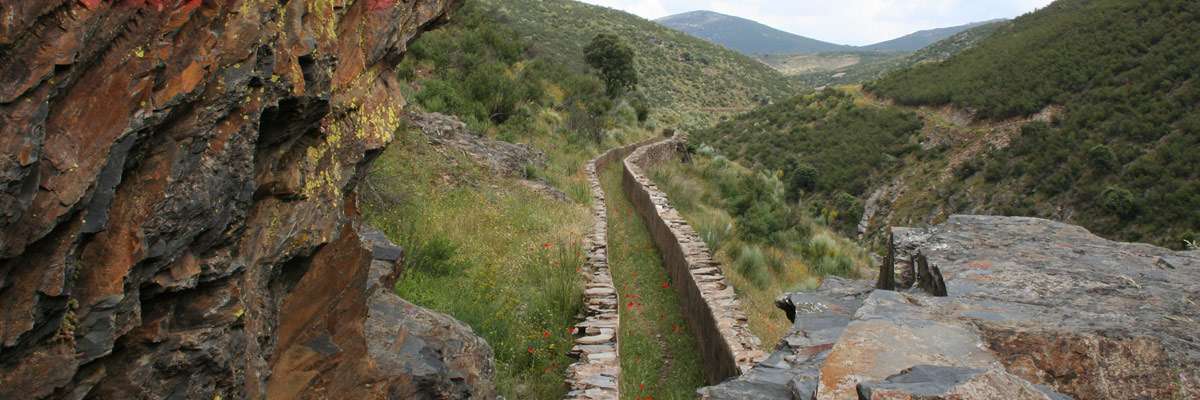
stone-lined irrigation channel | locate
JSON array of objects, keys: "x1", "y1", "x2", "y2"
[{"x1": 565, "y1": 136, "x2": 765, "y2": 399}]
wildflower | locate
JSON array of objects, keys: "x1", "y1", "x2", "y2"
[
  {"x1": 639, "y1": 385, "x2": 644, "y2": 389},
  {"x1": 528, "y1": 348, "x2": 534, "y2": 354},
  {"x1": 661, "y1": 284, "x2": 669, "y2": 288},
  {"x1": 543, "y1": 332, "x2": 550, "y2": 338}
]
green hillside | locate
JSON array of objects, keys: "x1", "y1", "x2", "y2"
[
  {"x1": 698, "y1": 0, "x2": 1200, "y2": 248},
  {"x1": 866, "y1": 0, "x2": 1200, "y2": 247},
  {"x1": 480, "y1": 0, "x2": 805, "y2": 113},
  {"x1": 693, "y1": 89, "x2": 925, "y2": 235}
]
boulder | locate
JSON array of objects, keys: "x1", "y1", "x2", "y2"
[{"x1": 700, "y1": 215, "x2": 1200, "y2": 399}]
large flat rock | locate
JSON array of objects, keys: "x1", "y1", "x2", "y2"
[{"x1": 701, "y1": 215, "x2": 1200, "y2": 399}]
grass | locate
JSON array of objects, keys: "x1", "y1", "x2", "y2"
[
  {"x1": 647, "y1": 154, "x2": 869, "y2": 348},
  {"x1": 363, "y1": 121, "x2": 598, "y2": 398},
  {"x1": 600, "y1": 161, "x2": 705, "y2": 399}
]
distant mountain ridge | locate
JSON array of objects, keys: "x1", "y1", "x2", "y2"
[
  {"x1": 861, "y1": 19, "x2": 1006, "y2": 51},
  {"x1": 655, "y1": 11, "x2": 855, "y2": 53},
  {"x1": 656, "y1": 10, "x2": 1004, "y2": 54}
]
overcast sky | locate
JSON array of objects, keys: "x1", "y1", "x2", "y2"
[{"x1": 575, "y1": 0, "x2": 1055, "y2": 46}]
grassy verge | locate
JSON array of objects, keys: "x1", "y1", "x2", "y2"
[
  {"x1": 599, "y1": 161, "x2": 705, "y2": 398},
  {"x1": 363, "y1": 123, "x2": 595, "y2": 398},
  {"x1": 646, "y1": 152, "x2": 869, "y2": 347}
]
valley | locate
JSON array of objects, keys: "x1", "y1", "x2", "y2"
[{"x1": 0, "y1": 0, "x2": 1197, "y2": 399}]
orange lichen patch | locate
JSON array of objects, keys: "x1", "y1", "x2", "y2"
[{"x1": 966, "y1": 261, "x2": 993, "y2": 269}]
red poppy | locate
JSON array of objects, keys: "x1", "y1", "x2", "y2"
[
  {"x1": 528, "y1": 348, "x2": 534, "y2": 354},
  {"x1": 542, "y1": 243, "x2": 551, "y2": 247},
  {"x1": 639, "y1": 385, "x2": 644, "y2": 389},
  {"x1": 661, "y1": 284, "x2": 669, "y2": 288},
  {"x1": 568, "y1": 328, "x2": 574, "y2": 333},
  {"x1": 628, "y1": 302, "x2": 634, "y2": 307},
  {"x1": 543, "y1": 332, "x2": 550, "y2": 338}
]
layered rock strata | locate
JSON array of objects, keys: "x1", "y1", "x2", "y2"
[
  {"x1": 701, "y1": 215, "x2": 1200, "y2": 399},
  {"x1": 622, "y1": 136, "x2": 766, "y2": 384},
  {"x1": 565, "y1": 137, "x2": 658, "y2": 399},
  {"x1": 0, "y1": 0, "x2": 501, "y2": 398}
]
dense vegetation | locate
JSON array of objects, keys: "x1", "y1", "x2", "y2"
[
  {"x1": 477, "y1": 0, "x2": 804, "y2": 120},
  {"x1": 693, "y1": 89, "x2": 925, "y2": 233},
  {"x1": 648, "y1": 150, "x2": 870, "y2": 346},
  {"x1": 866, "y1": 0, "x2": 1200, "y2": 247}
]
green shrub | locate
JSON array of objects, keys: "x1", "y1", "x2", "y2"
[
  {"x1": 735, "y1": 245, "x2": 771, "y2": 288},
  {"x1": 834, "y1": 191, "x2": 864, "y2": 227},
  {"x1": 956, "y1": 158, "x2": 984, "y2": 180},
  {"x1": 1087, "y1": 144, "x2": 1118, "y2": 172},
  {"x1": 1101, "y1": 186, "x2": 1138, "y2": 218},
  {"x1": 399, "y1": 233, "x2": 464, "y2": 277},
  {"x1": 982, "y1": 161, "x2": 1006, "y2": 183}
]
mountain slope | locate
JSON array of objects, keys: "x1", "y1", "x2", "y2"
[
  {"x1": 861, "y1": 19, "x2": 1004, "y2": 51},
  {"x1": 699, "y1": 0, "x2": 1200, "y2": 248},
  {"x1": 655, "y1": 10, "x2": 854, "y2": 54},
  {"x1": 790, "y1": 19, "x2": 1011, "y2": 87},
  {"x1": 482, "y1": 0, "x2": 804, "y2": 113}
]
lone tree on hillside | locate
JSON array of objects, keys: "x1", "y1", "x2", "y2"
[{"x1": 584, "y1": 33, "x2": 638, "y2": 97}]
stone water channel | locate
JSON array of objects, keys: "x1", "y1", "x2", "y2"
[{"x1": 565, "y1": 136, "x2": 765, "y2": 399}]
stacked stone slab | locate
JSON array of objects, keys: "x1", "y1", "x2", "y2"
[
  {"x1": 565, "y1": 138, "x2": 658, "y2": 399},
  {"x1": 622, "y1": 137, "x2": 767, "y2": 384}
]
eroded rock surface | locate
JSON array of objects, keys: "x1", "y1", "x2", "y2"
[
  {"x1": 702, "y1": 215, "x2": 1200, "y2": 399},
  {"x1": 0, "y1": 0, "x2": 499, "y2": 398},
  {"x1": 408, "y1": 111, "x2": 549, "y2": 178}
]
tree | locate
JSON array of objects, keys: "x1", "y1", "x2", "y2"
[
  {"x1": 584, "y1": 33, "x2": 638, "y2": 97},
  {"x1": 784, "y1": 157, "x2": 819, "y2": 201}
]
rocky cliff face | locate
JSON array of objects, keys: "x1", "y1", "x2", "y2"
[
  {"x1": 0, "y1": 0, "x2": 498, "y2": 398},
  {"x1": 702, "y1": 215, "x2": 1199, "y2": 399}
]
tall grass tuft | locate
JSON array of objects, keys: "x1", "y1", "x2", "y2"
[{"x1": 735, "y1": 244, "x2": 771, "y2": 288}]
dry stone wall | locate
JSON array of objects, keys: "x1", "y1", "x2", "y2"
[
  {"x1": 622, "y1": 137, "x2": 766, "y2": 384},
  {"x1": 565, "y1": 138, "x2": 658, "y2": 399}
]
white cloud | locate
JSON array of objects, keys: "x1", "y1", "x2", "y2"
[
  {"x1": 583, "y1": 0, "x2": 670, "y2": 19},
  {"x1": 577, "y1": 0, "x2": 1054, "y2": 46}
]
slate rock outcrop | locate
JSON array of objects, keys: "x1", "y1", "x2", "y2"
[
  {"x1": 701, "y1": 215, "x2": 1199, "y2": 399},
  {"x1": 0, "y1": 0, "x2": 501, "y2": 398}
]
